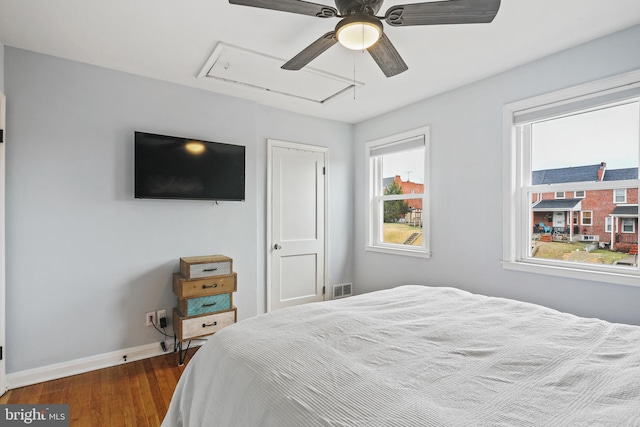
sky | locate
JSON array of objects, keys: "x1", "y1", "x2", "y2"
[
  {"x1": 382, "y1": 148, "x2": 425, "y2": 184},
  {"x1": 531, "y1": 101, "x2": 639, "y2": 171}
]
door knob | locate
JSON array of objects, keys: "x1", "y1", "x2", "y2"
[{"x1": 274, "y1": 244, "x2": 282, "y2": 250}]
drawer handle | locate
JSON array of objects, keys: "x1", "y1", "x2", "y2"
[
  {"x1": 202, "y1": 302, "x2": 217, "y2": 307},
  {"x1": 202, "y1": 283, "x2": 218, "y2": 289},
  {"x1": 202, "y1": 321, "x2": 218, "y2": 328},
  {"x1": 203, "y1": 268, "x2": 218, "y2": 272}
]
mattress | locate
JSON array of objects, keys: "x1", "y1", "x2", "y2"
[{"x1": 162, "y1": 285, "x2": 640, "y2": 426}]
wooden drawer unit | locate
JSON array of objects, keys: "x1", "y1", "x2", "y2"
[
  {"x1": 173, "y1": 308, "x2": 237, "y2": 341},
  {"x1": 173, "y1": 273, "x2": 237, "y2": 298},
  {"x1": 180, "y1": 255, "x2": 232, "y2": 279},
  {"x1": 173, "y1": 254, "x2": 238, "y2": 356},
  {"x1": 179, "y1": 293, "x2": 232, "y2": 317}
]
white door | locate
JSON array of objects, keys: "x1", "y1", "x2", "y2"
[
  {"x1": 267, "y1": 140, "x2": 326, "y2": 311},
  {"x1": 0, "y1": 92, "x2": 6, "y2": 395},
  {"x1": 553, "y1": 211, "x2": 565, "y2": 228}
]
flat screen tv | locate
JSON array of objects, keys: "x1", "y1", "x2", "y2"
[{"x1": 135, "y1": 131, "x2": 245, "y2": 201}]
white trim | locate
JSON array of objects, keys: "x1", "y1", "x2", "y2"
[
  {"x1": 364, "y1": 245, "x2": 431, "y2": 258},
  {"x1": 613, "y1": 188, "x2": 627, "y2": 204},
  {"x1": 6, "y1": 341, "x2": 194, "y2": 390},
  {"x1": 621, "y1": 218, "x2": 636, "y2": 233},
  {"x1": 364, "y1": 126, "x2": 431, "y2": 257},
  {"x1": 580, "y1": 210, "x2": 593, "y2": 226},
  {"x1": 503, "y1": 261, "x2": 640, "y2": 287},
  {"x1": 503, "y1": 70, "x2": 640, "y2": 284},
  {"x1": 0, "y1": 92, "x2": 5, "y2": 396},
  {"x1": 510, "y1": 69, "x2": 640, "y2": 124},
  {"x1": 266, "y1": 139, "x2": 329, "y2": 313}
]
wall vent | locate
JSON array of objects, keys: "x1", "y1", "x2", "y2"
[
  {"x1": 197, "y1": 43, "x2": 363, "y2": 105},
  {"x1": 333, "y1": 283, "x2": 353, "y2": 299}
]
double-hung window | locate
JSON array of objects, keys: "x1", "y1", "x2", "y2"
[
  {"x1": 366, "y1": 126, "x2": 430, "y2": 257},
  {"x1": 614, "y1": 189, "x2": 627, "y2": 203},
  {"x1": 503, "y1": 71, "x2": 640, "y2": 285}
]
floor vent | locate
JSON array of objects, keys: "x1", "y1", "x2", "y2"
[{"x1": 333, "y1": 283, "x2": 353, "y2": 299}]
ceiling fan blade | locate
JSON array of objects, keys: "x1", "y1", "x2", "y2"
[
  {"x1": 385, "y1": 0, "x2": 500, "y2": 27},
  {"x1": 282, "y1": 32, "x2": 338, "y2": 70},
  {"x1": 229, "y1": 0, "x2": 338, "y2": 18},
  {"x1": 367, "y1": 33, "x2": 408, "y2": 77}
]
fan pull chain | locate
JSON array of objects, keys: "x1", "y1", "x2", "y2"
[{"x1": 353, "y1": 53, "x2": 357, "y2": 100}]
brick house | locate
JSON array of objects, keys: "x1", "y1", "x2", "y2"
[
  {"x1": 532, "y1": 162, "x2": 638, "y2": 250},
  {"x1": 382, "y1": 175, "x2": 424, "y2": 226}
]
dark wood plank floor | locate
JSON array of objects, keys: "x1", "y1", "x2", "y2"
[{"x1": 0, "y1": 351, "x2": 196, "y2": 427}]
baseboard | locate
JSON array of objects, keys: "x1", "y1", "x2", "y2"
[{"x1": 6, "y1": 340, "x2": 199, "y2": 390}]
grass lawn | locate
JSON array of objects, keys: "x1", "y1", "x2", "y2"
[
  {"x1": 383, "y1": 223, "x2": 422, "y2": 246},
  {"x1": 533, "y1": 241, "x2": 628, "y2": 264}
]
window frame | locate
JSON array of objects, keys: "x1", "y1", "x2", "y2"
[
  {"x1": 503, "y1": 70, "x2": 640, "y2": 286},
  {"x1": 622, "y1": 218, "x2": 635, "y2": 233},
  {"x1": 365, "y1": 126, "x2": 431, "y2": 258},
  {"x1": 555, "y1": 191, "x2": 565, "y2": 199},
  {"x1": 575, "y1": 190, "x2": 586, "y2": 199},
  {"x1": 605, "y1": 216, "x2": 619, "y2": 233},
  {"x1": 613, "y1": 188, "x2": 627, "y2": 204},
  {"x1": 580, "y1": 211, "x2": 593, "y2": 226}
]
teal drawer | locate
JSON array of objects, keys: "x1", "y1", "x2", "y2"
[{"x1": 180, "y1": 293, "x2": 231, "y2": 316}]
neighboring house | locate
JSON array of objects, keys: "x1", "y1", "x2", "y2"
[
  {"x1": 383, "y1": 175, "x2": 424, "y2": 226},
  {"x1": 532, "y1": 162, "x2": 638, "y2": 249}
]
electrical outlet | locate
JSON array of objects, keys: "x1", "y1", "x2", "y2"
[
  {"x1": 157, "y1": 309, "x2": 167, "y2": 321},
  {"x1": 146, "y1": 311, "x2": 156, "y2": 326}
]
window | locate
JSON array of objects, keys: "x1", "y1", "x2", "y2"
[
  {"x1": 503, "y1": 71, "x2": 640, "y2": 285},
  {"x1": 366, "y1": 127, "x2": 430, "y2": 257},
  {"x1": 605, "y1": 217, "x2": 619, "y2": 233},
  {"x1": 555, "y1": 192, "x2": 565, "y2": 199},
  {"x1": 614, "y1": 189, "x2": 627, "y2": 203},
  {"x1": 622, "y1": 219, "x2": 635, "y2": 233}
]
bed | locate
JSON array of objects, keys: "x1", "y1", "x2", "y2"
[{"x1": 162, "y1": 285, "x2": 640, "y2": 426}]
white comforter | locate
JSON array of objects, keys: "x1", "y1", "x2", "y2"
[{"x1": 162, "y1": 285, "x2": 640, "y2": 426}]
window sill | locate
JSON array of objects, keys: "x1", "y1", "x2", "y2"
[
  {"x1": 502, "y1": 260, "x2": 640, "y2": 287},
  {"x1": 365, "y1": 245, "x2": 431, "y2": 259}
]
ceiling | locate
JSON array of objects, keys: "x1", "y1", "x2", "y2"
[{"x1": 0, "y1": 0, "x2": 639, "y2": 124}]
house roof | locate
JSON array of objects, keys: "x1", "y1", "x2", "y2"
[
  {"x1": 603, "y1": 168, "x2": 638, "y2": 181},
  {"x1": 532, "y1": 164, "x2": 638, "y2": 184},
  {"x1": 610, "y1": 205, "x2": 639, "y2": 217},
  {"x1": 532, "y1": 199, "x2": 582, "y2": 211}
]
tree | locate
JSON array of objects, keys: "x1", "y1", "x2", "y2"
[{"x1": 384, "y1": 181, "x2": 410, "y2": 223}]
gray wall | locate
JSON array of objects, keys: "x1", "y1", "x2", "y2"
[
  {"x1": 0, "y1": 41, "x2": 4, "y2": 92},
  {"x1": 353, "y1": 24, "x2": 640, "y2": 326},
  {"x1": 4, "y1": 48, "x2": 354, "y2": 373}
]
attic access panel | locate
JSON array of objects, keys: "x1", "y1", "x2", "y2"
[{"x1": 198, "y1": 43, "x2": 363, "y2": 104}]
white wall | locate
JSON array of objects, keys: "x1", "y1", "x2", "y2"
[
  {"x1": 353, "y1": 24, "x2": 640, "y2": 326},
  {"x1": 4, "y1": 48, "x2": 354, "y2": 373}
]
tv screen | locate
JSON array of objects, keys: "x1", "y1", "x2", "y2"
[{"x1": 134, "y1": 131, "x2": 245, "y2": 201}]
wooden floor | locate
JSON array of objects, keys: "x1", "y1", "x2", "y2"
[{"x1": 0, "y1": 351, "x2": 196, "y2": 427}]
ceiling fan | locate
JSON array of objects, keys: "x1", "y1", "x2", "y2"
[{"x1": 228, "y1": 0, "x2": 501, "y2": 77}]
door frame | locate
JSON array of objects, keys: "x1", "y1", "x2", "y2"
[
  {"x1": 266, "y1": 139, "x2": 328, "y2": 312},
  {"x1": 0, "y1": 92, "x2": 6, "y2": 394}
]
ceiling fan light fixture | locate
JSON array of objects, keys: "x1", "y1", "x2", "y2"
[{"x1": 335, "y1": 14, "x2": 383, "y2": 50}]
